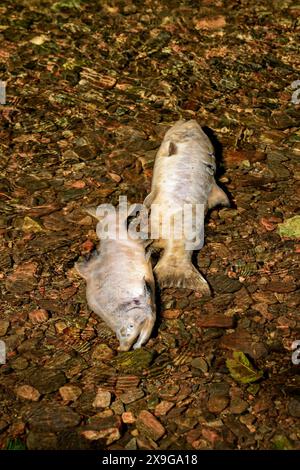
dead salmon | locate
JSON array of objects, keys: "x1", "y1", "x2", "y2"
[
  {"x1": 75, "y1": 208, "x2": 156, "y2": 351},
  {"x1": 143, "y1": 120, "x2": 229, "y2": 293}
]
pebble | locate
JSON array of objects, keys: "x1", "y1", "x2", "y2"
[
  {"x1": 197, "y1": 314, "x2": 234, "y2": 328},
  {"x1": 119, "y1": 388, "x2": 144, "y2": 404},
  {"x1": 0, "y1": 320, "x2": 10, "y2": 336},
  {"x1": 55, "y1": 321, "x2": 68, "y2": 334},
  {"x1": 11, "y1": 357, "x2": 29, "y2": 370},
  {"x1": 265, "y1": 280, "x2": 296, "y2": 293},
  {"x1": 191, "y1": 438, "x2": 209, "y2": 449},
  {"x1": 26, "y1": 431, "x2": 58, "y2": 450},
  {"x1": 5, "y1": 261, "x2": 38, "y2": 294},
  {"x1": 0, "y1": 419, "x2": 9, "y2": 433},
  {"x1": 111, "y1": 400, "x2": 125, "y2": 415},
  {"x1": 136, "y1": 435, "x2": 158, "y2": 450},
  {"x1": 125, "y1": 437, "x2": 137, "y2": 450},
  {"x1": 81, "y1": 428, "x2": 121, "y2": 445},
  {"x1": 93, "y1": 390, "x2": 112, "y2": 408},
  {"x1": 81, "y1": 415, "x2": 122, "y2": 445},
  {"x1": 194, "y1": 15, "x2": 226, "y2": 30},
  {"x1": 219, "y1": 329, "x2": 268, "y2": 359},
  {"x1": 288, "y1": 398, "x2": 300, "y2": 418},
  {"x1": 28, "y1": 309, "x2": 49, "y2": 323},
  {"x1": 207, "y1": 383, "x2": 230, "y2": 414},
  {"x1": 229, "y1": 397, "x2": 249, "y2": 414},
  {"x1": 59, "y1": 385, "x2": 82, "y2": 403},
  {"x1": 122, "y1": 411, "x2": 136, "y2": 424},
  {"x1": 161, "y1": 309, "x2": 181, "y2": 319},
  {"x1": 154, "y1": 400, "x2": 175, "y2": 417},
  {"x1": 15, "y1": 385, "x2": 40, "y2": 401},
  {"x1": 207, "y1": 275, "x2": 242, "y2": 294},
  {"x1": 28, "y1": 369, "x2": 67, "y2": 394},
  {"x1": 26, "y1": 403, "x2": 81, "y2": 431}
]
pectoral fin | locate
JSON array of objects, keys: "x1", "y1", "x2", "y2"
[
  {"x1": 208, "y1": 183, "x2": 230, "y2": 209},
  {"x1": 85, "y1": 206, "x2": 98, "y2": 218},
  {"x1": 144, "y1": 188, "x2": 158, "y2": 208},
  {"x1": 75, "y1": 260, "x2": 91, "y2": 279}
]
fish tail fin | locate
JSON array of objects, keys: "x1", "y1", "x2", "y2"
[{"x1": 154, "y1": 257, "x2": 211, "y2": 294}]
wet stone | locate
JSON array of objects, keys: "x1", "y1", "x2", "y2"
[
  {"x1": 59, "y1": 188, "x2": 87, "y2": 203},
  {"x1": 59, "y1": 385, "x2": 82, "y2": 403},
  {"x1": 26, "y1": 431, "x2": 58, "y2": 450},
  {"x1": 56, "y1": 430, "x2": 92, "y2": 450},
  {"x1": 0, "y1": 320, "x2": 10, "y2": 336},
  {"x1": 5, "y1": 261, "x2": 38, "y2": 294},
  {"x1": 4, "y1": 334, "x2": 24, "y2": 352},
  {"x1": 158, "y1": 384, "x2": 180, "y2": 400},
  {"x1": 17, "y1": 339, "x2": 39, "y2": 354},
  {"x1": 197, "y1": 315, "x2": 234, "y2": 329},
  {"x1": 15, "y1": 385, "x2": 40, "y2": 401},
  {"x1": 112, "y1": 349, "x2": 154, "y2": 373},
  {"x1": 11, "y1": 357, "x2": 29, "y2": 370},
  {"x1": 229, "y1": 397, "x2": 249, "y2": 414},
  {"x1": 0, "y1": 251, "x2": 12, "y2": 271},
  {"x1": 207, "y1": 275, "x2": 242, "y2": 294},
  {"x1": 0, "y1": 420, "x2": 9, "y2": 433},
  {"x1": 93, "y1": 390, "x2": 112, "y2": 408},
  {"x1": 288, "y1": 398, "x2": 300, "y2": 418},
  {"x1": 119, "y1": 388, "x2": 144, "y2": 404},
  {"x1": 91, "y1": 344, "x2": 114, "y2": 363},
  {"x1": 125, "y1": 437, "x2": 137, "y2": 450},
  {"x1": 28, "y1": 369, "x2": 67, "y2": 394},
  {"x1": 154, "y1": 401, "x2": 175, "y2": 417},
  {"x1": 111, "y1": 400, "x2": 125, "y2": 415},
  {"x1": 82, "y1": 415, "x2": 122, "y2": 445},
  {"x1": 126, "y1": 398, "x2": 149, "y2": 416},
  {"x1": 219, "y1": 329, "x2": 268, "y2": 359},
  {"x1": 122, "y1": 411, "x2": 136, "y2": 424},
  {"x1": 136, "y1": 410, "x2": 166, "y2": 441},
  {"x1": 265, "y1": 280, "x2": 297, "y2": 293},
  {"x1": 26, "y1": 403, "x2": 81, "y2": 431},
  {"x1": 28, "y1": 309, "x2": 49, "y2": 323},
  {"x1": 207, "y1": 383, "x2": 230, "y2": 414},
  {"x1": 116, "y1": 375, "x2": 140, "y2": 390},
  {"x1": 161, "y1": 309, "x2": 181, "y2": 319}
]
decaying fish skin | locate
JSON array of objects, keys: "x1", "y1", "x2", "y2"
[
  {"x1": 75, "y1": 209, "x2": 156, "y2": 351},
  {"x1": 144, "y1": 119, "x2": 229, "y2": 293}
]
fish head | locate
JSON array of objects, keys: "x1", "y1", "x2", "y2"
[
  {"x1": 116, "y1": 307, "x2": 155, "y2": 352},
  {"x1": 116, "y1": 281, "x2": 156, "y2": 351}
]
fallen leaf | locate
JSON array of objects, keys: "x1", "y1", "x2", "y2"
[
  {"x1": 277, "y1": 216, "x2": 300, "y2": 239},
  {"x1": 30, "y1": 35, "x2": 49, "y2": 45},
  {"x1": 226, "y1": 351, "x2": 263, "y2": 384},
  {"x1": 22, "y1": 216, "x2": 44, "y2": 233},
  {"x1": 259, "y1": 216, "x2": 281, "y2": 232}
]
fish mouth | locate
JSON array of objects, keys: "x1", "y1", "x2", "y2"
[
  {"x1": 117, "y1": 342, "x2": 133, "y2": 352},
  {"x1": 117, "y1": 314, "x2": 155, "y2": 351}
]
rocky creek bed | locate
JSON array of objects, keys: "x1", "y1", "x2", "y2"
[{"x1": 0, "y1": 0, "x2": 299, "y2": 450}]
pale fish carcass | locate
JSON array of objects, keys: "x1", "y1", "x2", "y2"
[
  {"x1": 143, "y1": 119, "x2": 229, "y2": 294},
  {"x1": 75, "y1": 208, "x2": 156, "y2": 351}
]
